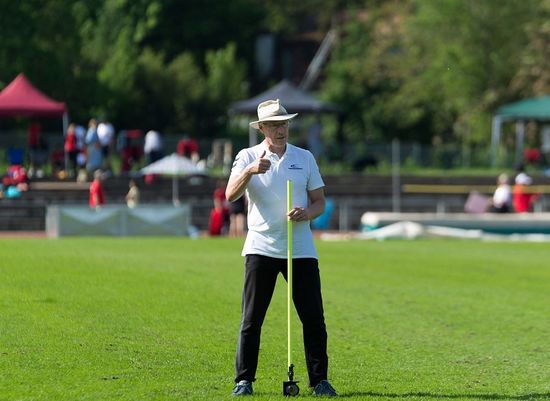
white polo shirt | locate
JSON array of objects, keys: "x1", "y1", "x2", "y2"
[{"x1": 230, "y1": 142, "x2": 325, "y2": 259}]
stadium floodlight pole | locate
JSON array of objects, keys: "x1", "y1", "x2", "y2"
[{"x1": 283, "y1": 180, "x2": 299, "y2": 397}]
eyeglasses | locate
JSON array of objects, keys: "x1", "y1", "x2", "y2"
[{"x1": 260, "y1": 121, "x2": 289, "y2": 129}]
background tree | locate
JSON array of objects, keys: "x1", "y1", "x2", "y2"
[
  {"x1": 321, "y1": 0, "x2": 543, "y2": 148},
  {"x1": 73, "y1": 0, "x2": 252, "y2": 136},
  {"x1": 321, "y1": 1, "x2": 423, "y2": 145},
  {"x1": 0, "y1": 0, "x2": 546, "y2": 152},
  {"x1": 512, "y1": 0, "x2": 550, "y2": 97},
  {"x1": 0, "y1": 0, "x2": 96, "y2": 122},
  {"x1": 401, "y1": 0, "x2": 541, "y2": 145}
]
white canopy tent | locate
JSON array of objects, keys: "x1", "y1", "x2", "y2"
[{"x1": 141, "y1": 153, "x2": 205, "y2": 206}]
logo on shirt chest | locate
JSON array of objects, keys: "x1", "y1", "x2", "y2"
[{"x1": 288, "y1": 163, "x2": 303, "y2": 170}]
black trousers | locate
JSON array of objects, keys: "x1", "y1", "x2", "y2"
[{"x1": 235, "y1": 254, "x2": 328, "y2": 387}]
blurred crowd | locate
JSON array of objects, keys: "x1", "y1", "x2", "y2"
[
  {"x1": 61, "y1": 119, "x2": 204, "y2": 182},
  {"x1": 0, "y1": 119, "x2": 215, "y2": 200},
  {"x1": 17, "y1": 119, "x2": 209, "y2": 182},
  {"x1": 491, "y1": 164, "x2": 539, "y2": 214}
]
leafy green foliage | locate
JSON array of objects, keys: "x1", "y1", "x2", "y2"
[
  {"x1": 512, "y1": 0, "x2": 550, "y2": 96},
  {"x1": 403, "y1": 0, "x2": 541, "y2": 144},
  {"x1": 321, "y1": 0, "x2": 544, "y2": 146},
  {"x1": 84, "y1": 1, "x2": 251, "y2": 136},
  {"x1": 0, "y1": 0, "x2": 547, "y2": 147}
]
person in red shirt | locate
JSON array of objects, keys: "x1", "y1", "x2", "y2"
[
  {"x1": 176, "y1": 136, "x2": 200, "y2": 163},
  {"x1": 524, "y1": 147, "x2": 541, "y2": 165},
  {"x1": 89, "y1": 170, "x2": 105, "y2": 209},
  {"x1": 64, "y1": 123, "x2": 79, "y2": 178},
  {"x1": 208, "y1": 181, "x2": 229, "y2": 235},
  {"x1": 2, "y1": 165, "x2": 29, "y2": 192},
  {"x1": 512, "y1": 172, "x2": 538, "y2": 213},
  {"x1": 28, "y1": 122, "x2": 42, "y2": 176}
]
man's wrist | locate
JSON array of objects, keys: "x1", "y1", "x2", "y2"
[{"x1": 244, "y1": 165, "x2": 255, "y2": 177}]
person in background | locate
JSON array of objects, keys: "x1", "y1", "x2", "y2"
[
  {"x1": 74, "y1": 124, "x2": 87, "y2": 181},
  {"x1": 126, "y1": 179, "x2": 140, "y2": 208},
  {"x1": 2, "y1": 165, "x2": 29, "y2": 194},
  {"x1": 226, "y1": 99, "x2": 336, "y2": 397},
  {"x1": 118, "y1": 130, "x2": 143, "y2": 173},
  {"x1": 97, "y1": 120, "x2": 115, "y2": 172},
  {"x1": 85, "y1": 118, "x2": 98, "y2": 144},
  {"x1": 209, "y1": 181, "x2": 229, "y2": 236},
  {"x1": 228, "y1": 195, "x2": 246, "y2": 237},
  {"x1": 75, "y1": 124, "x2": 86, "y2": 154},
  {"x1": 85, "y1": 119, "x2": 103, "y2": 178},
  {"x1": 177, "y1": 135, "x2": 200, "y2": 164},
  {"x1": 89, "y1": 170, "x2": 105, "y2": 210},
  {"x1": 311, "y1": 197, "x2": 335, "y2": 229},
  {"x1": 27, "y1": 122, "x2": 42, "y2": 178},
  {"x1": 144, "y1": 130, "x2": 163, "y2": 164},
  {"x1": 513, "y1": 171, "x2": 538, "y2": 213},
  {"x1": 491, "y1": 173, "x2": 512, "y2": 213},
  {"x1": 64, "y1": 123, "x2": 79, "y2": 178}
]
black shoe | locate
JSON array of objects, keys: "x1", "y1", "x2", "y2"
[
  {"x1": 313, "y1": 380, "x2": 337, "y2": 396},
  {"x1": 232, "y1": 380, "x2": 253, "y2": 396}
]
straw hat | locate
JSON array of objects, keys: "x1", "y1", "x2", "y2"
[{"x1": 249, "y1": 99, "x2": 297, "y2": 129}]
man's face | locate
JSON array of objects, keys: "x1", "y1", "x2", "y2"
[{"x1": 259, "y1": 121, "x2": 289, "y2": 147}]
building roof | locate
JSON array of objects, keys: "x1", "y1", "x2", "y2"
[{"x1": 230, "y1": 80, "x2": 339, "y2": 115}]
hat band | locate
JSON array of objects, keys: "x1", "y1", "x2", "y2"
[{"x1": 259, "y1": 110, "x2": 290, "y2": 120}]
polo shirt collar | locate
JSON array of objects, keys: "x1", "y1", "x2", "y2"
[{"x1": 261, "y1": 142, "x2": 293, "y2": 159}]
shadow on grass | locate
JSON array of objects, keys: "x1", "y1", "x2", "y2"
[{"x1": 338, "y1": 392, "x2": 550, "y2": 400}]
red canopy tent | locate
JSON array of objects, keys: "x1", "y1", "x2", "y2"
[
  {"x1": 0, "y1": 73, "x2": 69, "y2": 171},
  {"x1": 0, "y1": 73, "x2": 67, "y2": 118}
]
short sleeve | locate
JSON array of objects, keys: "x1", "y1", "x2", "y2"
[
  {"x1": 230, "y1": 149, "x2": 250, "y2": 176},
  {"x1": 307, "y1": 151, "x2": 324, "y2": 191}
]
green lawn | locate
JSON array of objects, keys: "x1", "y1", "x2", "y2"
[{"x1": 1, "y1": 238, "x2": 549, "y2": 400}]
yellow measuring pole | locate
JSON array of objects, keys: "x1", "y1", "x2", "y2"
[{"x1": 287, "y1": 179, "x2": 293, "y2": 369}]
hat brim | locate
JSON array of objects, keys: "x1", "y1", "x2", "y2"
[{"x1": 250, "y1": 113, "x2": 298, "y2": 129}]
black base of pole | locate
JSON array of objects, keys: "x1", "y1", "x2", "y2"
[
  {"x1": 283, "y1": 364, "x2": 299, "y2": 396},
  {"x1": 283, "y1": 381, "x2": 300, "y2": 396}
]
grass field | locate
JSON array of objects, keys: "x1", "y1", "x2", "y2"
[{"x1": 1, "y1": 238, "x2": 550, "y2": 401}]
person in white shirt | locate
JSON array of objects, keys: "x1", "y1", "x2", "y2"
[
  {"x1": 492, "y1": 173, "x2": 512, "y2": 213},
  {"x1": 226, "y1": 99, "x2": 336, "y2": 397},
  {"x1": 143, "y1": 130, "x2": 163, "y2": 164},
  {"x1": 97, "y1": 120, "x2": 115, "y2": 170}
]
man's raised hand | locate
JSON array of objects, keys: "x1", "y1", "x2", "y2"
[{"x1": 247, "y1": 150, "x2": 271, "y2": 175}]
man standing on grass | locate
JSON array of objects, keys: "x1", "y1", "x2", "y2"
[{"x1": 226, "y1": 99, "x2": 337, "y2": 397}]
